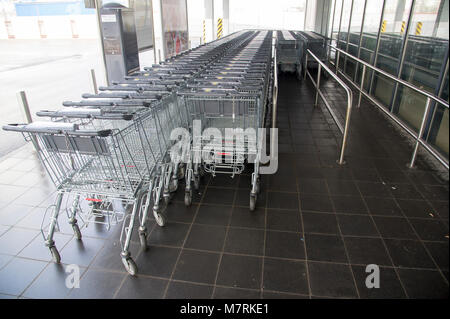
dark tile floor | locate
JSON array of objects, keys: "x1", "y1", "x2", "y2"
[{"x1": 0, "y1": 73, "x2": 448, "y2": 299}]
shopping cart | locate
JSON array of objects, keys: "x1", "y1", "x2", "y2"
[
  {"x1": 179, "y1": 31, "x2": 272, "y2": 210},
  {"x1": 276, "y1": 30, "x2": 299, "y2": 73},
  {"x1": 3, "y1": 93, "x2": 185, "y2": 275}
]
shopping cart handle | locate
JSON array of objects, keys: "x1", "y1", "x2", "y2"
[
  {"x1": 3, "y1": 122, "x2": 79, "y2": 133},
  {"x1": 3, "y1": 123, "x2": 113, "y2": 137},
  {"x1": 63, "y1": 101, "x2": 115, "y2": 107},
  {"x1": 37, "y1": 108, "x2": 103, "y2": 118}
]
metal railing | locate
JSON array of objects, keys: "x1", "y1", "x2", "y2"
[
  {"x1": 271, "y1": 32, "x2": 279, "y2": 158},
  {"x1": 303, "y1": 49, "x2": 353, "y2": 165},
  {"x1": 329, "y1": 44, "x2": 449, "y2": 170},
  {"x1": 272, "y1": 35, "x2": 279, "y2": 129}
]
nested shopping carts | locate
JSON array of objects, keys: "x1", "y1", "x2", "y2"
[
  {"x1": 2, "y1": 30, "x2": 274, "y2": 274},
  {"x1": 295, "y1": 31, "x2": 328, "y2": 71},
  {"x1": 3, "y1": 93, "x2": 186, "y2": 275},
  {"x1": 276, "y1": 30, "x2": 300, "y2": 74},
  {"x1": 179, "y1": 31, "x2": 273, "y2": 210}
]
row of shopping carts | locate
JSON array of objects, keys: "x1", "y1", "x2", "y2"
[
  {"x1": 3, "y1": 30, "x2": 274, "y2": 275},
  {"x1": 179, "y1": 31, "x2": 273, "y2": 210},
  {"x1": 276, "y1": 30, "x2": 329, "y2": 79},
  {"x1": 276, "y1": 30, "x2": 299, "y2": 73}
]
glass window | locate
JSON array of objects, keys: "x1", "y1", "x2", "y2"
[
  {"x1": 394, "y1": 0, "x2": 449, "y2": 132},
  {"x1": 345, "y1": 0, "x2": 366, "y2": 79},
  {"x1": 371, "y1": 0, "x2": 413, "y2": 107},
  {"x1": 359, "y1": 0, "x2": 384, "y2": 62},
  {"x1": 427, "y1": 67, "x2": 449, "y2": 157},
  {"x1": 327, "y1": 0, "x2": 336, "y2": 40},
  {"x1": 337, "y1": 0, "x2": 352, "y2": 48},
  {"x1": 337, "y1": 0, "x2": 353, "y2": 69},
  {"x1": 329, "y1": 0, "x2": 343, "y2": 61},
  {"x1": 358, "y1": 0, "x2": 384, "y2": 90}
]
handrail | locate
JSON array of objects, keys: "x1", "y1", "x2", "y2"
[
  {"x1": 329, "y1": 45, "x2": 449, "y2": 108},
  {"x1": 328, "y1": 44, "x2": 449, "y2": 170},
  {"x1": 272, "y1": 32, "x2": 278, "y2": 130},
  {"x1": 303, "y1": 49, "x2": 353, "y2": 165}
]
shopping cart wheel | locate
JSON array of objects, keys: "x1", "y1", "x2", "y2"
[
  {"x1": 249, "y1": 194, "x2": 257, "y2": 211},
  {"x1": 72, "y1": 224, "x2": 82, "y2": 240},
  {"x1": 193, "y1": 175, "x2": 200, "y2": 190},
  {"x1": 122, "y1": 257, "x2": 138, "y2": 276},
  {"x1": 177, "y1": 164, "x2": 186, "y2": 180},
  {"x1": 199, "y1": 165, "x2": 205, "y2": 177},
  {"x1": 154, "y1": 211, "x2": 167, "y2": 227},
  {"x1": 139, "y1": 232, "x2": 148, "y2": 251},
  {"x1": 255, "y1": 178, "x2": 261, "y2": 194},
  {"x1": 184, "y1": 189, "x2": 192, "y2": 206},
  {"x1": 50, "y1": 246, "x2": 61, "y2": 263},
  {"x1": 169, "y1": 178, "x2": 178, "y2": 192}
]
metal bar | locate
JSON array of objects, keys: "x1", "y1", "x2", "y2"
[
  {"x1": 330, "y1": 56, "x2": 449, "y2": 169},
  {"x1": 90, "y1": 69, "x2": 98, "y2": 94},
  {"x1": 17, "y1": 91, "x2": 32, "y2": 124},
  {"x1": 343, "y1": 0, "x2": 354, "y2": 75},
  {"x1": 409, "y1": 97, "x2": 432, "y2": 168},
  {"x1": 328, "y1": 0, "x2": 337, "y2": 60},
  {"x1": 315, "y1": 64, "x2": 322, "y2": 106},
  {"x1": 16, "y1": 91, "x2": 40, "y2": 152},
  {"x1": 305, "y1": 49, "x2": 353, "y2": 165},
  {"x1": 305, "y1": 69, "x2": 344, "y2": 133},
  {"x1": 368, "y1": 0, "x2": 387, "y2": 95},
  {"x1": 150, "y1": 0, "x2": 157, "y2": 65},
  {"x1": 304, "y1": 53, "x2": 308, "y2": 80},
  {"x1": 354, "y1": 0, "x2": 368, "y2": 82},
  {"x1": 335, "y1": 50, "x2": 340, "y2": 74},
  {"x1": 304, "y1": 0, "x2": 308, "y2": 31},
  {"x1": 329, "y1": 45, "x2": 449, "y2": 109},
  {"x1": 390, "y1": 0, "x2": 416, "y2": 112},
  {"x1": 272, "y1": 35, "x2": 278, "y2": 129},
  {"x1": 358, "y1": 64, "x2": 366, "y2": 108}
]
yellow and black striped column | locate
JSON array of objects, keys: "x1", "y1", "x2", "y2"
[
  {"x1": 381, "y1": 20, "x2": 387, "y2": 33},
  {"x1": 203, "y1": 20, "x2": 206, "y2": 43},
  {"x1": 217, "y1": 18, "x2": 223, "y2": 39},
  {"x1": 400, "y1": 21, "x2": 406, "y2": 34},
  {"x1": 415, "y1": 21, "x2": 423, "y2": 35}
]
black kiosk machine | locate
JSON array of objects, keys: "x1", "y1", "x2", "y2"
[{"x1": 99, "y1": 1, "x2": 139, "y2": 84}]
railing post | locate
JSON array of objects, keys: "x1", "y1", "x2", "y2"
[
  {"x1": 335, "y1": 50, "x2": 340, "y2": 75},
  {"x1": 409, "y1": 97, "x2": 432, "y2": 168},
  {"x1": 303, "y1": 53, "x2": 308, "y2": 80},
  {"x1": 315, "y1": 64, "x2": 322, "y2": 107},
  {"x1": 338, "y1": 89, "x2": 353, "y2": 165},
  {"x1": 90, "y1": 69, "x2": 98, "y2": 94},
  {"x1": 17, "y1": 91, "x2": 40, "y2": 152},
  {"x1": 17, "y1": 91, "x2": 33, "y2": 124},
  {"x1": 358, "y1": 64, "x2": 366, "y2": 108}
]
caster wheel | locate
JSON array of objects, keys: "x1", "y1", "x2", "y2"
[
  {"x1": 199, "y1": 166, "x2": 205, "y2": 177},
  {"x1": 193, "y1": 175, "x2": 200, "y2": 190},
  {"x1": 72, "y1": 224, "x2": 82, "y2": 240},
  {"x1": 164, "y1": 196, "x2": 169, "y2": 205},
  {"x1": 154, "y1": 211, "x2": 166, "y2": 227},
  {"x1": 177, "y1": 165, "x2": 186, "y2": 180},
  {"x1": 255, "y1": 179, "x2": 261, "y2": 194},
  {"x1": 50, "y1": 246, "x2": 61, "y2": 263},
  {"x1": 249, "y1": 195, "x2": 257, "y2": 211},
  {"x1": 184, "y1": 189, "x2": 192, "y2": 206},
  {"x1": 122, "y1": 257, "x2": 138, "y2": 276},
  {"x1": 139, "y1": 232, "x2": 148, "y2": 251},
  {"x1": 169, "y1": 179, "x2": 178, "y2": 192}
]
